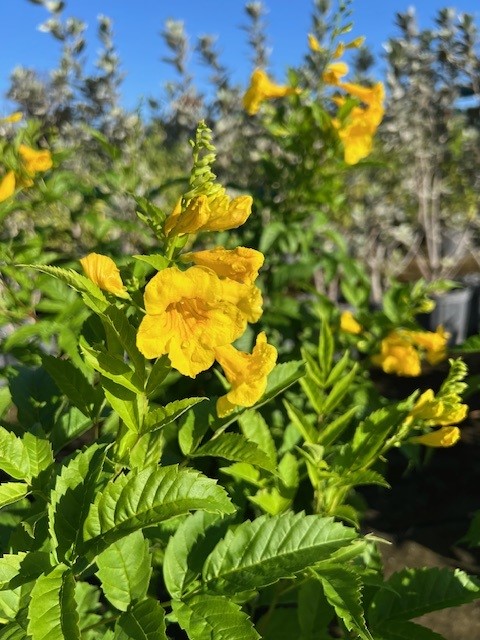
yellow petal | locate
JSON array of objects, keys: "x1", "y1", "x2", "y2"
[
  {"x1": 18, "y1": 144, "x2": 53, "y2": 174},
  {"x1": 339, "y1": 310, "x2": 362, "y2": 334},
  {"x1": 164, "y1": 195, "x2": 210, "y2": 237},
  {"x1": 2, "y1": 112, "x2": 23, "y2": 124},
  {"x1": 345, "y1": 36, "x2": 365, "y2": 49},
  {"x1": 308, "y1": 33, "x2": 322, "y2": 52},
  {"x1": 243, "y1": 69, "x2": 300, "y2": 116},
  {"x1": 371, "y1": 332, "x2": 422, "y2": 377},
  {"x1": 80, "y1": 253, "x2": 128, "y2": 298},
  {"x1": 410, "y1": 426, "x2": 461, "y2": 447},
  {"x1": 215, "y1": 332, "x2": 277, "y2": 416},
  {"x1": 202, "y1": 195, "x2": 253, "y2": 232},
  {"x1": 184, "y1": 246, "x2": 264, "y2": 284},
  {"x1": 137, "y1": 266, "x2": 251, "y2": 377},
  {"x1": 323, "y1": 62, "x2": 349, "y2": 85},
  {"x1": 333, "y1": 42, "x2": 345, "y2": 59},
  {"x1": 0, "y1": 171, "x2": 16, "y2": 202}
]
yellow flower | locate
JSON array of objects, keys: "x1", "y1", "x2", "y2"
[
  {"x1": 333, "y1": 82, "x2": 385, "y2": 164},
  {"x1": 136, "y1": 266, "x2": 261, "y2": 378},
  {"x1": 164, "y1": 192, "x2": 253, "y2": 238},
  {"x1": 0, "y1": 171, "x2": 15, "y2": 202},
  {"x1": 323, "y1": 61, "x2": 349, "y2": 85},
  {"x1": 345, "y1": 36, "x2": 365, "y2": 49},
  {"x1": 340, "y1": 310, "x2": 362, "y2": 335},
  {"x1": 80, "y1": 253, "x2": 128, "y2": 298},
  {"x1": 1, "y1": 112, "x2": 22, "y2": 124},
  {"x1": 407, "y1": 388, "x2": 466, "y2": 425},
  {"x1": 215, "y1": 332, "x2": 277, "y2": 416},
  {"x1": 243, "y1": 69, "x2": 300, "y2": 116},
  {"x1": 333, "y1": 42, "x2": 345, "y2": 59},
  {"x1": 18, "y1": 144, "x2": 52, "y2": 175},
  {"x1": 183, "y1": 247, "x2": 264, "y2": 285},
  {"x1": 308, "y1": 33, "x2": 322, "y2": 52},
  {"x1": 371, "y1": 331, "x2": 422, "y2": 377},
  {"x1": 409, "y1": 326, "x2": 449, "y2": 366},
  {"x1": 409, "y1": 426, "x2": 461, "y2": 448}
]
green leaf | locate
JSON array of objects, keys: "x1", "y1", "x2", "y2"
[
  {"x1": 41, "y1": 355, "x2": 101, "y2": 418},
  {"x1": 203, "y1": 512, "x2": 357, "y2": 594},
  {"x1": 257, "y1": 607, "x2": 301, "y2": 640},
  {"x1": 163, "y1": 511, "x2": 224, "y2": 600},
  {"x1": 368, "y1": 567, "x2": 480, "y2": 625},
  {"x1": 321, "y1": 364, "x2": 358, "y2": 415},
  {"x1": 0, "y1": 428, "x2": 52, "y2": 483},
  {"x1": 81, "y1": 343, "x2": 143, "y2": 393},
  {"x1": 133, "y1": 254, "x2": 170, "y2": 271},
  {"x1": 317, "y1": 406, "x2": 357, "y2": 447},
  {"x1": 96, "y1": 531, "x2": 152, "y2": 611},
  {"x1": 371, "y1": 620, "x2": 445, "y2": 640},
  {"x1": 191, "y1": 433, "x2": 276, "y2": 473},
  {"x1": 173, "y1": 594, "x2": 260, "y2": 640},
  {"x1": 318, "y1": 320, "x2": 334, "y2": 375},
  {"x1": 27, "y1": 564, "x2": 80, "y2": 640},
  {"x1": 0, "y1": 484, "x2": 29, "y2": 510},
  {"x1": 238, "y1": 410, "x2": 277, "y2": 465},
  {"x1": 101, "y1": 306, "x2": 145, "y2": 381},
  {"x1": 113, "y1": 598, "x2": 167, "y2": 640},
  {"x1": 315, "y1": 566, "x2": 373, "y2": 640},
  {"x1": 283, "y1": 400, "x2": 317, "y2": 444},
  {"x1": 101, "y1": 377, "x2": 147, "y2": 433},
  {"x1": 48, "y1": 444, "x2": 108, "y2": 563},
  {"x1": 0, "y1": 621, "x2": 29, "y2": 639},
  {"x1": 297, "y1": 579, "x2": 333, "y2": 639},
  {"x1": 145, "y1": 356, "x2": 171, "y2": 398},
  {"x1": 144, "y1": 398, "x2": 207, "y2": 432},
  {"x1": 50, "y1": 407, "x2": 93, "y2": 454},
  {"x1": 80, "y1": 466, "x2": 235, "y2": 561},
  {"x1": 18, "y1": 265, "x2": 106, "y2": 306},
  {"x1": 0, "y1": 552, "x2": 51, "y2": 591}
]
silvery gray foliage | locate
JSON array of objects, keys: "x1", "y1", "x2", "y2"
[{"x1": 9, "y1": 0, "x2": 134, "y2": 148}]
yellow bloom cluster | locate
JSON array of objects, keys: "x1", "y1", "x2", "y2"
[
  {"x1": 406, "y1": 388, "x2": 466, "y2": 448},
  {"x1": 81, "y1": 124, "x2": 277, "y2": 417},
  {"x1": 243, "y1": 69, "x2": 300, "y2": 116},
  {"x1": 0, "y1": 128, "x2": 53, "y2": 203},
  {"x1": 323, "y1": 55, "x2": 385, "y2": 164},
  {"x1": 372, "y1": 326, "x2": 449, "y2": 377}
]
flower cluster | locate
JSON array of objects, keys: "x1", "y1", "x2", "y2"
[
  {"x1": 372, "y1": 327, "x2": 449, "y2": 377},
  {"x1": 0, "y1": 113, "x2": 53, "y2": 202},
  {"x1": 81, "y1": 122, "x2": 277, "y2": 417},
  {"x1": 323, "y1": 57, "x2": 385, "y2": 164}
]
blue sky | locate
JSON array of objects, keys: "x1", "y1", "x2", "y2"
[{"x1": 1, "y1": 0, "x2": 479, "y2": 112}]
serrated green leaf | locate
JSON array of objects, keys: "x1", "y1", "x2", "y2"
[
  {"x1": 314, "y1": 566, "x2": 373, "y2": 640},
  {"x1": 368, "y1": 567, "x2": 480, "y2": 625},
  {"x1": 50, "y1": 407, "x2": 93, "y2": 454},
  {"x1": 81, "y1": 343, "x2": 143, "y2": 393},
  {"x1": 192, "y1": 433, "x2": 276, "y2": 473},
  {"x1": 203, "y1": 512, "x2": 357, "y2": 594},
  {"x1": 41, "y1": 355, "x2": 101, "y2": 418},
  {"x1": 79, "y1": 466, "x2": 235, "y2": 562},
  {"x1": 0, "y1": 552, "x2": 51, "y2": 591},
  {"x1": 27, "y1": 564, "x2": 80, "y2": 640},
  {"x1": 0, "y1": 484, "x2": 29, "y2": 510},
  {"x1": 113, "y1": 598, "x2": 167, "y2": 640},
  {"x1": 144, "y1": 398, "x2": 206, "y2": 432},
  {"x1": 0, "y1": 428, "x2": 52, "y2": 484},
  {"x1": 48, "y1": 444, "x2": 108, "y2": 563},
  {"x1": 325, "y1": 351, "x2": 352, "y2": 387},
  {"x1": 238, "y1": 410, "x2": 277, "y2": 464},
  {"x1": 101, "y1": 377, "x2": 147, "y2": 433},
  {"x1": 173, "y1": 594, "x2": 260, "y2": 640},
  {"x1": 96, "y1": 531, "x2": 151, "y2": 611},
  {"x1": 163, "y1": 511, "x2": 224, "y2": 600}
]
